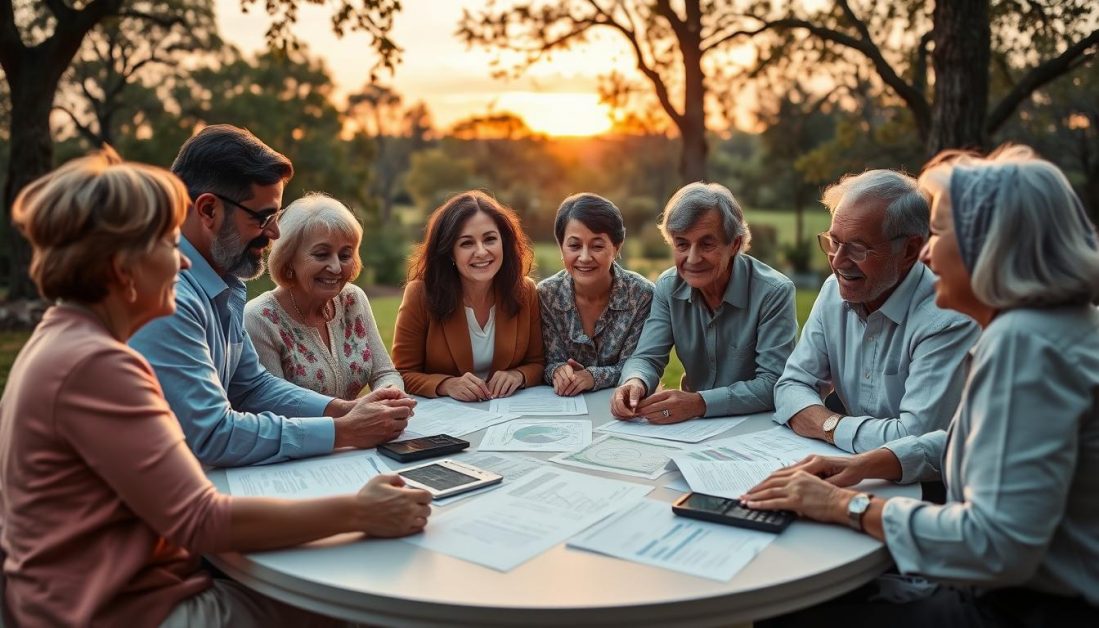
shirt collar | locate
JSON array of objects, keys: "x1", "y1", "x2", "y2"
[
  {"x1": 553, "y1": 263, "x2": 631, "y2": 311},
  {"x1": 876, "y1": 262, "x2": 927, "y2": 324},
  {"x1": 181, "y1": 236, "x2": 231, "y2": 300},
  {"x1": 671, "y1": 254, "x2": 748, "y2": 308}
]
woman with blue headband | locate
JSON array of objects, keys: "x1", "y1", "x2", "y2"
[{"x1": 745, "y1": 145, "x2": 1099, "y2": 627}]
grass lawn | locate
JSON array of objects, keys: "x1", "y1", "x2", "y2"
[{"x1": 0, "y1": 287, "x2": 819, "y2": 393}]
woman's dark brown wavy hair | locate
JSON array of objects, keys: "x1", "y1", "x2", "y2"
[{"x1": 407, "y1": 190, "x2": 534, "y2": 321}]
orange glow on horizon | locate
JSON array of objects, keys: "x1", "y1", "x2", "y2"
[{"x1": 496, "y1": 92, "x2": 614, "y2": 137}]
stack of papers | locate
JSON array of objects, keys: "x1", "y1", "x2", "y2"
[
  {"x1": 404, "y1": 397, "x2": 515, "y2": 437},
  {"x1": 568, "y1": 499, "x2": 775, "y2": 581},
  {"x1": 550, "y1": 434, "x2": 685, "y2": 479},
  {"x1": 488, "y1": 386, "x2": 588, "y2": 416},
  {"x1": 403, "y1": 467, "x2": 652, "y2": 571}
]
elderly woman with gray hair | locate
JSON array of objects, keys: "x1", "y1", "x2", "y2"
[
  {"x1": 245, "y1": 194, "x2": 404, "y2": 399},
  {"x1": 611, "y1": 182, "x2": 798, "y2": 423},
  {"x1": 746, "y1": 146, "x2": 1099, "y2": 627}
]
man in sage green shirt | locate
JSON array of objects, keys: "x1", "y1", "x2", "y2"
[{"x1": 612, "y1": 182, "x2": 798, "y2": 423}]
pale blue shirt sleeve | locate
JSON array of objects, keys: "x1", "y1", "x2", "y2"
[
  {"x1": 774, "y1": 287, "x2": 833, "y2": 423},
  {"x1": 131, "y1": 283, "x2": 335, "y2": 467},
  {"x1": 881, "y1": 325, "x2": 1088, "y2": 587},
  {"x1": 833, "y1": 315, "x2": 979, "y2": 453},
  {"x1": 697, "y1": 280, "x2": 796, "y2": 417},
  {"x1": 882, "y1": 431, "x2": 948, "y2": 484}
]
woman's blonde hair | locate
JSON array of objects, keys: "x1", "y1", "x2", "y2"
[
  {"x1": 919, "y1": 145, "x2": 1099, "y2": 308},
  {"x1": 11, "y1": 147, "x2": 189, "y2": 302},
  {"x1": 267, "y1": 193, "x2": 364, "y2": 288}
]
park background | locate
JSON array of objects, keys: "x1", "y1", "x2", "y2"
[{"x1": 1, "y1": 0, "x2": 1097, "y2": 390}]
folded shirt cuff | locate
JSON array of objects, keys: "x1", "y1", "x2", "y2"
[
  {"x1": 882, "y1": 435, "x2": 930, "y2": 484},
  {"x1": 296, "y1": 416, "x2": 336, "y2": 458},
  {"x1": 832, "y1": 415, "x2": 869, "y2": 453},
  {"x1": 773, "y1": 386, "x2": 824, "y2": 424}
]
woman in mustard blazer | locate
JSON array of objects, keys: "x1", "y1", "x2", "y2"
[{"x1": 393, "y1": 191, "x2": 544, "y2": 400}]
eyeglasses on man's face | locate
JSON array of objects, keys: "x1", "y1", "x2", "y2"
[
  {"x1": 211, "y1": 192, "x2": 280, "y2": 230},
  {"x1": 816, "y1": 232, "x2": 906, "y2": 263}
]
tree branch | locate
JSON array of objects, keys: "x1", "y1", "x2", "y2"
[{"x1": 986, "y1": 28, "x2": 1099, "y2": 134}]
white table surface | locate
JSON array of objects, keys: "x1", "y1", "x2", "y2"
[{"x1": 207, "y1": 388, "x2": 919, "y2": 627}]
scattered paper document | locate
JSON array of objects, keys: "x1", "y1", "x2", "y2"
[
  {"x1": 479, "y1": 419, "x2": 592, "y2": 452},
  {"x1": 597, "y1": 415, "x2": 747, "y2": 443},
  {"x1": 225, "y1": 450, "x2": 388, "y2": 499},
  {"x1": 663, "y1": 474, "x2": 690, "y2": 493},
  {"x1": 667, "y1": 457, "x2": 783, "y2": 500},
  {"x1": 568, "y1": 498, "x2": 775, "y2": 581},
  {"x1": 404, "y1": 397, "x2": 515, "y2": 437},
  {"x1": 404, "y1": 467, "x2": 652, "y2": 571},
  {"x1": 702, "y1": 426, "x2": 848, "y2": 465},
  {"x1": 550, "y1": 434, "x2": 684, "y2": 479},
  {"x1": 488, "y1": 386, "x2": 588, "y2": 416}
]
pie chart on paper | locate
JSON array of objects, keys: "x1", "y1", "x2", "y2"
[
  {"x1": 513, "y1": 425, "x2": 569, "y2": 444},
  {"x1": 478, "y1": 419, "x2": 593, "y2": 452}
]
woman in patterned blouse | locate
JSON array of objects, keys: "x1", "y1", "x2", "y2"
[
  {"x1": 538, "y1": 193, "x2": 654, "y2": 396},
  {"x1": 244, "y1": 193, "x2": 404, "y2": 399}
]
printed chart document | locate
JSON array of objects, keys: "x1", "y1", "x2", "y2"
[
  {"x1": 668, "y1": 456, "x2": 782, "y2": 500},
  {"x1": 404, "y1": 397, "x2": 515, "y2": 437},
  {"x1": 550, "y1": 434, "x2": 684, "y2": 479},
  {"x1": 404, "y1": 467, "x2": 652, "y2": 571},
  {"x1": 568, "y1": 498, "x2": 775, "y2": 581},
  {"x1": 597, "y1": 415, "x2": 747, "y2": 443},
  {"x1": 479, "y1": 419, "x2": 592, "y2": 452},
  {"x1": 226, "y1": 450, "x2": 387, "y2": 499},
  {"x1": 431, "y1": 451, "x2": 549, "y2": 506},
  {"x1": 488, "y1": 386, "x2": 588, "y2": 416},
  {"x1": 702, "y1": 426, "x2": 848, "y2": 465}
]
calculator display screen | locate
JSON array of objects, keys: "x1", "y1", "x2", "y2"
[
  {"x1": 680, "y1": 493, "x2": 736, "y2": 514},
  {"x1": 399, "y1": 464, "x2": 479, "y2": 491}
]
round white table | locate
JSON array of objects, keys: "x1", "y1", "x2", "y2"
[{"x1": 207, "y1": 388, "x2": 919, "y2": 627}]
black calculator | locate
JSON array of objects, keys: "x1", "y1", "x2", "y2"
[
  {"x1": 672, "y1": 492, "x2": 795, "y2": 533},
  {"x1": 377, "y1": 434, "x2": 470, "y2": 463}
]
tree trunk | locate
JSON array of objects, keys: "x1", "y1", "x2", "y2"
[
  {"x1": 677, "y1": 2, "x2": 708, "y2": 183},
  {"x1": 3, "y1": 62, "x2": 56, "y2": 299},
  {"x1": 927, "y1": 0, "x2": 990, "y2": 157}
]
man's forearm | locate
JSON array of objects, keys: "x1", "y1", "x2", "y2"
[{"x1": 788, "y1": 404, "x2": 835, "y2": 440}]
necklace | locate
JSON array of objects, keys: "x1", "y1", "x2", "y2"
[{"x1": 288, "y1": 289, "x2": 335, "y2": 324}]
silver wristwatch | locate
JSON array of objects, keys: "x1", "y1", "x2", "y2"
[{"x1": 847, "y1": 492, "x2": 872, "y2": 531}]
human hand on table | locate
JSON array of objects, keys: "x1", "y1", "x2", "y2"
[
  {"x1": 438, "y1": 372, "x2": 492, "y2": 401},
  {"x1": 739, "y1": 467, "x2": 855, "y2": 524},
  {"x1": 611, "y1": 378, "x2": 647, "y2": 418},
  {"x1": 356, "y1": 474, "x2": 433, "y2": 537},
  {"x1": 333, "y1": 393, "x2": 416, "y2": 448},
  {"x1": 553, "y1": 359, "x2": 595, "y2": 396},
  {"x1": 487, "y1": 369, "x2": 524, "y2": 398},
  {"x1": 634, "y1": 389, "x2": 704, "y2": 424}
]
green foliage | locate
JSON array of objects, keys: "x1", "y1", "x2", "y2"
[
  {"x1": 360, "y1": 227, "x2": 410, "y2": 286},
  {"x1": 404, "y1": 147, "x2": 477, "y2": 211}
]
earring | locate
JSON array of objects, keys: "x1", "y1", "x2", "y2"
[
  {"x1": 288, "y1": 267, "x2": 295, "y2": 279},
  {"x1": 126, "y1": 282, "x2": 138, "y2": 304}
]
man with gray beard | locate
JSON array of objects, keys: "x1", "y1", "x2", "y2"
[{"x1": 131, "y1": 125, "x2": 415, "y2": 467}]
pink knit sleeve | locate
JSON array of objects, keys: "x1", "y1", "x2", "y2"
[{"x1": 55, "y1": 345, "x2": 234, "y2": 553}]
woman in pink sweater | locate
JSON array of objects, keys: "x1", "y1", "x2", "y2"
[{"x1": 0, "y1": 149, "x2": 431, "y2": 627}]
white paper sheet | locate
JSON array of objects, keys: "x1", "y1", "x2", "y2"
[
  {"x1": 488, "y1": 386, "x2": 588, "y2": 416},
  {"x1": 479, "y1": 419, "x2": 592, "y2": 452},
  {"x1": 668, "y1": 457, "x2": 783, "y2": 500},
  {"x1": 597, "y1": 415, "x2": 747, "y2": 443},
  {"x1": 699, "y1": 426, "x2": 849, "y2": 465},
  {"x1": 225, "y1": 450, "x2": 388, "y2": 499},
  {"x1": 550, "y1": 434, "x2": 684, "y2": 479},
  {"x1": 403, "y1": 397, "x2": 516, "y2": 437},
  {"x1": 404, "y1": 467, "x2": 652, "y2": 571},
  {"x1": 568, "y1": 498, "x2": 775, "y2": 581}
]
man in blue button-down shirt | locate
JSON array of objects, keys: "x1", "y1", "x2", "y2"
[
  {"x1": 611, "y1": 182, "x2": 798, "y2": 423},
  {"x1": 773, "y1": 170, "x2": 979, "y2": 453},
  {"x1": 130, "y1": 125, "x2": 415, "y2": 467}
]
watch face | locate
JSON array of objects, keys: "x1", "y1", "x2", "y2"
[
  {"x1": 823, "y1": 415, "x2": 840, "y2": 432},
  {"x1": 849, "y1": 493, "x2": 871, "y2": 513}
]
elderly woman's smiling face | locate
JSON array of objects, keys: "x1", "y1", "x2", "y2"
[{"x1": 290, "y1": 226, "x2": 358, "y2": 301}]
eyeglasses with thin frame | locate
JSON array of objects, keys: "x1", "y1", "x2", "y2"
[
  {"x1": 816, "y1": 232, "x2": 906, "y2": 263},
  {"x1": 211, "y1": 192, "x2": 280, "y2": 230}
]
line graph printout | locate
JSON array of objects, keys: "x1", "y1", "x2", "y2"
[
  {"x1": 479, "y1": 419, "x2": 592, "y2": 452},
  {"x1": 488, "y1": 385, "x2": 588, "y2": 416},
  {"x1": 403, "y1": 467, "x2": 652, "y2": 571},
  {"x1": 698, "y1": 426, "x2": 849, "y2": 465},
  {"x1": 550, "y1": 434, "x2": 685, "y2": 479},
  {"x1": 226, "y1": 450, "x2": 388, "y2": 499},
  {"x1": 568, "y1": 498, "x2": 774, "y2": 581}
]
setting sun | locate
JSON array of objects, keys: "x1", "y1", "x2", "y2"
[{"x1": 497, "y1": 92, "x2": 613, "y2": 137}]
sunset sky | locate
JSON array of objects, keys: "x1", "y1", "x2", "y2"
[{"x1": 216, "y1": 0, "x2": 631, "y2": 136}]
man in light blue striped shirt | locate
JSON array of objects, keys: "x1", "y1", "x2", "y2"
[{"x1": 773, "y1": 170, "x2": 979, "y2": 453}]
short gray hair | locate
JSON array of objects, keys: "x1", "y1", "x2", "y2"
[
  {"x1": 919, "y1": 145, "x2": 1099, "y2": 308},
  {"x1": 822, "y1": 169, "x2": 929, "y2": 244},
  {"x1": 659, "y1": 182, "x2": 752, "y2": 250},
  {"x1": 267, "y1": 193, "x2": 364, "y2": 288}
]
